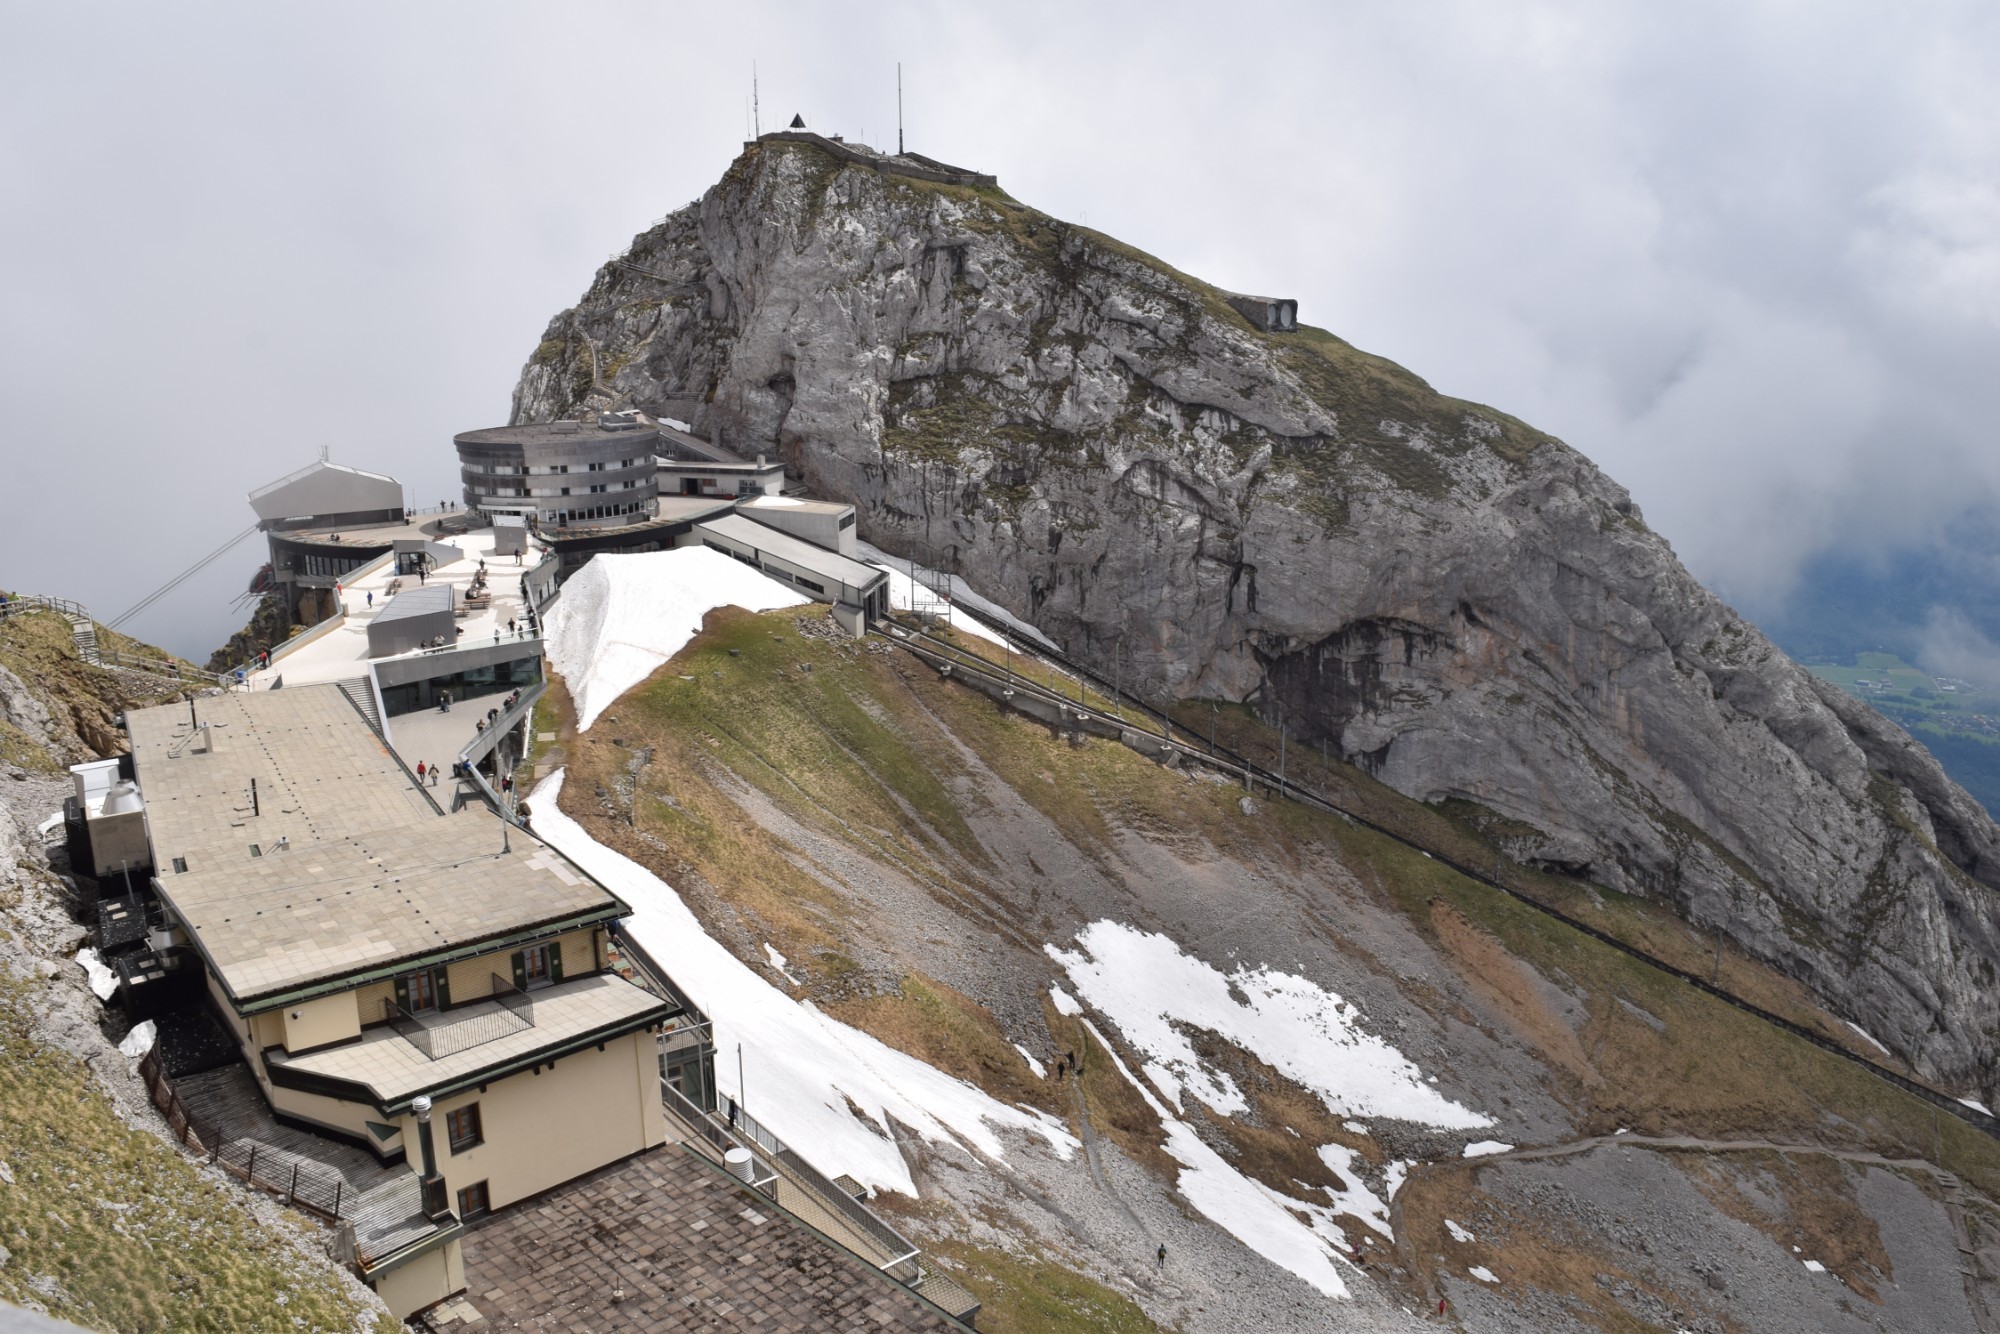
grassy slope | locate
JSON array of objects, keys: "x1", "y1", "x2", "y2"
[
  {"x1": 0, "y1": 607, "x2": 192, "y2": 770},
  {"x1": 554, "y1": 607, "x2": 2000, "y2": 1323},
  {"x1": 0, "y1": 974, "x2": 389, "y2": 1332}
]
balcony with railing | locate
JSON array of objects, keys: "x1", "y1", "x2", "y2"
[{"x1": 382, "y1": 973, "x2": 534, "y2": 1062}]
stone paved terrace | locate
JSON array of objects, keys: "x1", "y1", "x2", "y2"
[
  {"x1": 448, "y1": 1146, "x2": 965, "y2": 1331},
  {"x1": 244, "y1": 523, "x2": 544, "y2": 691}
]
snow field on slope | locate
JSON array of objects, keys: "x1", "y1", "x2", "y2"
[
  {"x1": 1047, "y1": 921, "x2": 1493, "y2": 1130},
  {"x1": 1079, "y1": 1017, "x2": 1352, "y2": 1298},
  {"x1": 529, "y1": 772, "x2": 1075, "y2": 1196},
  {"x1": 543, "y1": 548, "x2": 806, "y2": 731}
]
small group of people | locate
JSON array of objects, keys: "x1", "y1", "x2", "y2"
[
  {"x1": 1049, "y1": 1048, "x2": 1079, "y2": 1082},
  {"x1": 413, "y1": 759, "x2": 441, "y2": 787}
]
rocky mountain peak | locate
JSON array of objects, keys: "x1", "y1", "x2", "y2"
[{"x1": 512, "y1": 136, "x2": 2000, "y2": 1097}]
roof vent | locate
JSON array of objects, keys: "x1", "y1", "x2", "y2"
[{"x1": 101, "y1": 780, "x2": 144, "y2": 817}]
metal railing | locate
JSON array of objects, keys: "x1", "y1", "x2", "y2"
[
  {"x1": 608, "y1": 921, "x2": 708, "y2": 1026},
  {"x1": 0, "y1": 595, "x2": 230, "y2": 686},
  {"x1": 381, "y1": 974, "x2": 535, "y2": 1061},
  {"x1": 0, "y1": 593, "x2": 89, "y2": 623},
  {"x1": 137, "y1": 1050, "x2": 430, "y2": 1265},
  {"x1": 669, "y1": 1077, "x2": 921, "y2": 1281},
  {"x1": 661, "y1": 1079, "x2": 776, "y2": 1190}
]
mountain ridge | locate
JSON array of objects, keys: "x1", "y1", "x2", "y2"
[{"x1": 511, "y1": 136, "x2": 2000, "y2": 1100}]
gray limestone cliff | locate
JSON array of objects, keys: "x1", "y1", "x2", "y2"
[{"x1": 511, "y1": 137, "x2": 2000, "y2": 1096}]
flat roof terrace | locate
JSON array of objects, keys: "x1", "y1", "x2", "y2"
[
  {"x1": 248, "y1": 524, "x2": 544, "y2": 693},
  {"x1": 268, "y1": 972, "x2": 671, "y2": 1112},
  {"x1": 128, "y1": 686, "x2": 621, "y2": 1007}
]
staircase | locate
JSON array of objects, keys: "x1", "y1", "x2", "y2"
[{"x1": 69, "y1": 616, "x2": 100, "y2": 665}]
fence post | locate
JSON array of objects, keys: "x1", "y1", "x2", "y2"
[
  {"x1": 247, "y1": 1144, "x2": 257, "y2": 1182},
  {"x1": 289, "y1": 1162, "x2": 300, "y2": 1202},
  {"x1": 334, "y1": 1180, "x2": 343, "y2": 1217}
]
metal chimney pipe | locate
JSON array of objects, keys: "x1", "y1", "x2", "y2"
[{"x1": 411, "y1": 1095, "x2": 451, "y2": 1220}]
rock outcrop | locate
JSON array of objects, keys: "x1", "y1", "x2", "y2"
[{"x1": 511, "y1": 136, "x2": 2000, "y2": 1095}]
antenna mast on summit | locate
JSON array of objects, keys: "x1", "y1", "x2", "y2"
[
  {"x1": 897, "y1": 63, "x2": 904, "y2": 154},
  {"x1": 752, "y1": 63, "x2": 761, "y2": 138}
]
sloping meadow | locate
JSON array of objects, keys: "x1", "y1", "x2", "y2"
[{"x1": 547, "y1": 601, "x2": 2000, "y2": 1325}]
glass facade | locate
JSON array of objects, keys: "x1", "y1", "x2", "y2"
[{"x1": 379, "y1": 654, "x2": 543, "y2": 716}]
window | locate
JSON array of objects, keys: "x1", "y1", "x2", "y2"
[
  {"x1": 619, "y1": 458, "x2": 636, "y2": 468},
  {"x1": 456, "y1": 1180, "x2": 490, "y2": 1220},
  {"x1": 559, "y1": 486, "x2": 570, "y2": 496},
  {"x1": 552, "y1": 464, "x2": 568, "y2": 474},
  {"x1": 622, "y1": 480, "x2": 636, "y2": 489},
  {"x1": 587, "y1": 461, "x2": 605, "y2": 471},
  {"x1": 446, "y1": 1103, "x2": 483, "y2": 1153},
  {"x1": 588, "y1": 483, "x2": 607, "y2": 493},
  {"x1": 512, "y1": 941, "x2": 563, "y2": 991},
  {"x1": 394, "y1": 965, "x2": 449, "y2": 1016}
]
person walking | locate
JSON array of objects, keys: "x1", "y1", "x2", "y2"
[
  {"x1": 416, "y1": 760, "x2": 426, "y2": 780},
  {"x1": 1155, "y1": 1243, "x2": 1167, "y2": 1271},
  {"x1": 366, "y1": 591, "x2": 373, "y2": 608},
  {"x1": 428, "y1": 765, "x2": 438, "y2": 788}
]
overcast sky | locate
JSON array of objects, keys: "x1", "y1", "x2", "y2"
[{"x1": 3, "y1": 1, "x2": 1996, "y2": 662}]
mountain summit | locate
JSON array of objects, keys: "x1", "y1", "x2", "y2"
[{"x1": 512, "y1": 132, "x2": 2000, "y2": 1099}]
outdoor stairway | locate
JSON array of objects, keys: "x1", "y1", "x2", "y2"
[{"x1": 69, "y1": 616, "x2": 100, "y2": 665}]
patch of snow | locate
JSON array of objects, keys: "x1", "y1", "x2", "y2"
[
  {"x1": 1081, "y1": 1018, "x2": 1349, "y2": 1297},
  {"x1": 1845, "y1": 1022, "x2": 1892, "y2": 1057},
  {"x1": 857, "y1": 540, "x2": 1057, "y2": 649},
  {"x1": 530, "y1": 771, "x2": 1075, "y2": 1196},
  {"x1": 1468, "y1": 1265, "x2": 1498, "y2": 1283},
  {"x1": 35, "y1": 811, "x2": 62, "y2": 839},
  {"x1": 543, "y1": 548, "x2": 807, "y2": 731},
  {"x1": 748, "y1": 495, "x2": 805, "y2": 507},
  {"x1": 1047, "y1": 921, "x2": 1492, "y2": 1129},
  {"x1": 118, "y1": 1021, "x2": 156, "y2": 1058},
  {"x1": 1343, "y1": 1120, "x2": 1370, "y2": 1136},
  {"x1": 1959, "y1": 1096, "x2": 1993, "y2": 1116},
  {"x1": 1317, "y1": 1143, "x2": 1392, "y2": 1238},
  {"x1": 1803, "y1": 1259, "x2": 1827, "y2": 1274},
  {"x1": 1384, "y1": 1160, "x2": 1413, "y2": 1199},
  {"x1": 1462, "y1": 1140, "x2": 1514, "y2": 1158},
  {"x1": 1011, "y1": 1044, "x2": 1046, "y2": 1079},
  {"x1": 75, "y1": 948, "x2": 116, "y2": 1001},
  {"x1": 762, "y1": 943, "x2": 798, "y2": 986},
  {"x1": 1049, "y1": 985, "x2": 1082, "y2": 1017},
  {"x1": 1445, "y1": 1219, "x2": 1476, "y2": 1243}
]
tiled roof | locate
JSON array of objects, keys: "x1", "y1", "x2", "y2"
[{"x1": 130, "y1": 685, "x2": 620, "y2": 1005}]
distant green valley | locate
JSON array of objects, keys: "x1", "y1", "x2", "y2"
[{"x1": 1807, "y1": 652, "x2": 2000, "y2": 817}]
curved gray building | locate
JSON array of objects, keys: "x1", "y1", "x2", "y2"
[{"x1": 455, "y1": 413, "x2": 658, "y2": 529}]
